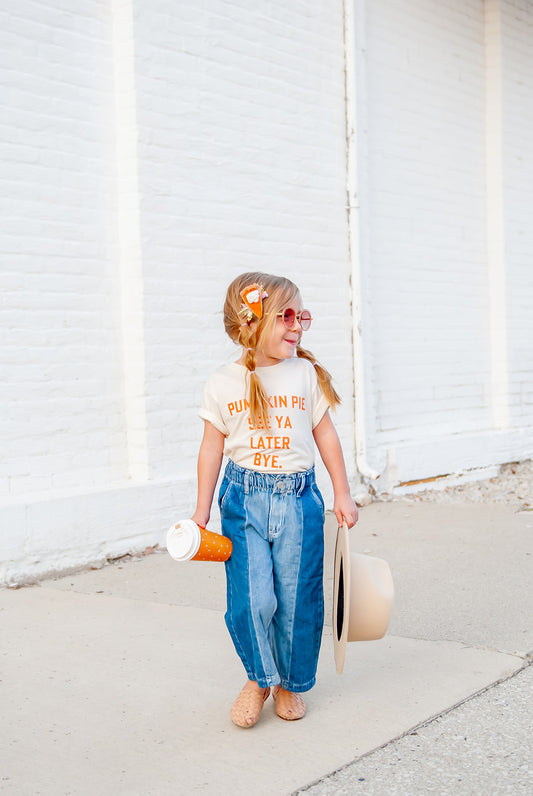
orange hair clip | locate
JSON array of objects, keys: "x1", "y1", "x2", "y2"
[{"x1": 239, "y1": 283, "x2": 268, "y2": 322}]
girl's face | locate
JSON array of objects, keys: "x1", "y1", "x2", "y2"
[{"x1": 255, "y1": 294, "x2": 305, "y2": 367}]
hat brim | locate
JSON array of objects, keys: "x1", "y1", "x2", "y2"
[
  {"x1": 333, "y1": 522, "x2": 394, "y2": 674},
  {"x1": 333, "y1": 521, "x2": 351, "y2": 674}
]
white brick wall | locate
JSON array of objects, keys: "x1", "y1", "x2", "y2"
[
  {"x1": 1, "y1": 0, "x2": 532, "y2": 584},
  {"x1": 357, "y1": 0, "x2": 533, "y2": 481},
  {"x1": 1, "y1": 1, "x2": 127, "y2": 502},
  {"x1": 1, "y1": 0, "x2": 354, "y2": 584}
]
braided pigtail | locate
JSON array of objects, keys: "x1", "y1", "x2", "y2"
[
  {"x1": 239, "y1": 325, "x2": 271, "y2": 430},
  {"x1": 296, "y1": 345, "x2": 341, "y2": 410}
]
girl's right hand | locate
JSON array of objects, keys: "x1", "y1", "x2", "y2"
[{"x1": 191, "y1": 511, "x2": 210, "y2": 529}]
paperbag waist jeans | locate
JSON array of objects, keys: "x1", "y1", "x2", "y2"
[{"x1": 219, "y1": 459, "x2": 325, "y2": 692}]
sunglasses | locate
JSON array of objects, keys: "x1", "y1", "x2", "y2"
[{"x1": 276, "y1": 308, "x2": 312, "y2": 331}]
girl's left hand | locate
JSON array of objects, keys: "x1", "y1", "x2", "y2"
[{"x1": 334, "y1": 494, "x2": 359, "y2": 529}]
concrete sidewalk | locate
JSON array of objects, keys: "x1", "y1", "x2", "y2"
[{"x1": 1, "y1": 502, "x2": 531, "y2": 795}]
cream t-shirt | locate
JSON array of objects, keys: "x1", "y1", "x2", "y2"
[{"x1": 199, "y1": 357, "x2": 329, "y2": 473}]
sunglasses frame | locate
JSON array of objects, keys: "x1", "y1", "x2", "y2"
[{"x1": 276, "y1": 308, "x2": 312, "y2": 331}]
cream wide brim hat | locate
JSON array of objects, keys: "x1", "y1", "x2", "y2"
[{"x1": 333, "y1": 521, "x2": 394, "y2": 674}]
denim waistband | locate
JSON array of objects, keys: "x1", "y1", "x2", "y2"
[{"x1": 224, "y1": 459, "x2": 316, "y2": 496}]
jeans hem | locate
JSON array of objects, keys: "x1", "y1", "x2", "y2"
[
  {"x1": 251, "y1": 673, "x2": 282, "y2": 688},
  {"x1": 279, "y1": 676, "x2": 316, "y2": 693}
]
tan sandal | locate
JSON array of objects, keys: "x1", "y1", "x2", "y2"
[
  {"x1": 230, "y1": 681, "x2": 271, "y2": 728},
  {"x1": 272, "y1": 685, "x2": 307, "y2": 721}
]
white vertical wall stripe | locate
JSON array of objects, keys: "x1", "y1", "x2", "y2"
[
  {"x1": 484, "y1": 0, "x2": 510, "y2": 430},
  {"x1": 111, "y1": 0, "x2": 149, "y2": 480},
  {"x1": 343, "y1": 0, "x2": 379, "y2": 482}
]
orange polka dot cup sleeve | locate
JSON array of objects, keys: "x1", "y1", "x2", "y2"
[
  {"x1": 166, "y1": 519, "x2": 232, "y2": 562},
  {"x1": 192, "y1": 525, "x2": 233, "y2": 561}
]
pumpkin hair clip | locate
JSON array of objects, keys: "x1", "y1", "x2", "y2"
[{"x1": 239, "y1": 283, "x2": 268, "y2": 322}]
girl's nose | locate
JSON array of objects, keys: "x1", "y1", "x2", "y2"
[{"x1": 290, "y1": 314, "x2": 302, "y2": 331}]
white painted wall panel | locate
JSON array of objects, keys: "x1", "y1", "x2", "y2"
[
  {"x1": 358, "y1": 0, "x2": 532, "y2": 481},
  {"x1": 364, "y1": 0, "x2": 488, "y2": 450},
  {"x1": 129, "y1": 0, "x2": 354, "y2": 485},
  {"x1": 501, "y1": 0, "x2": 533, "y2": 427},
  {"x1": 0, "y1": 1, "x2": 127, "y2": 502}
]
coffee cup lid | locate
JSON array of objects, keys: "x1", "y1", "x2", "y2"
[{"x1": 166, "y1": 520, "x2": 201, "y2": 561}]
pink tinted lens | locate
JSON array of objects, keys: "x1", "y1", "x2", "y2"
[
  {"x1": 282, "y1": 308, "x2": 296, "y2": 328},
  {"x1": 300, "y1": 310, "x2": 312, "y2": 330}
]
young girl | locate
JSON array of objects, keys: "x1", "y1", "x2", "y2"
[{"x1": 191, "y1": 272, "x2": 358, "y2": 728}]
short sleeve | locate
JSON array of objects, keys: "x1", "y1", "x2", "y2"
[
  {"x1": 198, "y1": 378, "x2": 228, "y2": 436},
  {"x1": 310, "y1": 365, "x2": 330, "y2": 429}
]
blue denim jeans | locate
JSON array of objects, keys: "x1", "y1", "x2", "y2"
[{"x1": 219, "y1": 459, "x2": 325, "y2": 692}]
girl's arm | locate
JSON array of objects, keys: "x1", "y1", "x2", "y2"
[
  {"x1": 313, "y1": 411, "x2": 359, "y2": 528},
  {"x1": 191, "y1": 420, "x2": 225, "y2": 528}
]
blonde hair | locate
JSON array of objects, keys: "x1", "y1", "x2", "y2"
[{"x1": 223, "y1": 272, "x2": 340, "y2": 428}]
